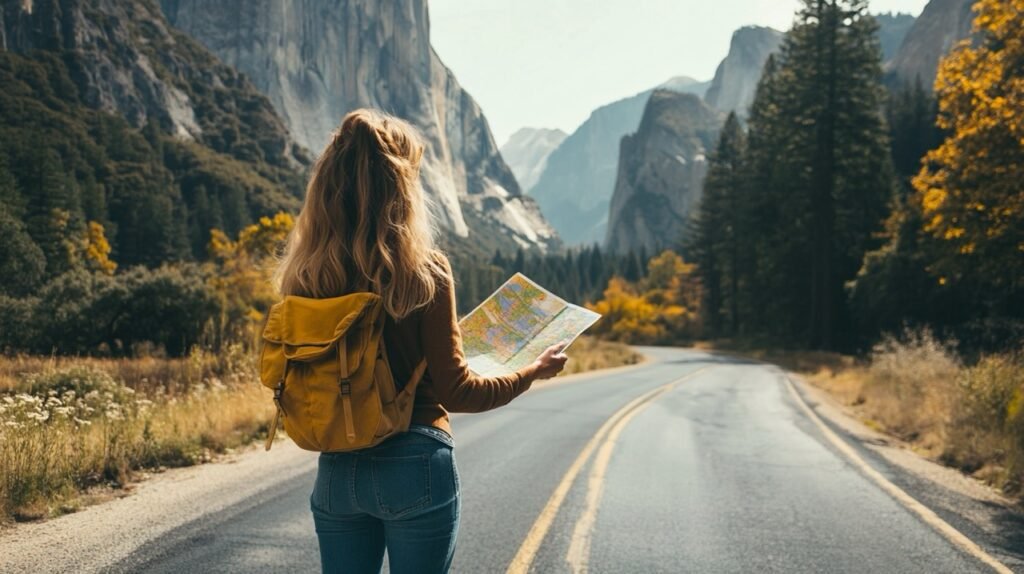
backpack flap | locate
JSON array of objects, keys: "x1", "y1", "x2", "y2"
[{"x1": 260, "y1": 293, "x2": 383, "y2": 389}]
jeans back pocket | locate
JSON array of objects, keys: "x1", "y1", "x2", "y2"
[
  {"x1": 311, "y1": 454, "x2": 336, "y2": 512},
  {"x1": 370, "y1": 453, "x2": 431, "y2": 518}
]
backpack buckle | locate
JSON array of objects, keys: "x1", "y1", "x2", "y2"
[
  {"x1": 339, "y1": 378, "x2": 352, "y2": 396},
  {"x1": 273, "y1": 380, "x2": 285, "y2": 412}
]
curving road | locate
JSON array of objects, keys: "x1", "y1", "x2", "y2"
[{"x1": 110, "y1": 348, "x2": 1018, "y2": 573}]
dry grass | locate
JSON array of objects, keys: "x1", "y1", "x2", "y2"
[
  {"x1": 717, "y1": 332, "x2": 1024, "y2": 496},
  {"x1": 0, "y1": 347, "x2": 273, "y2": 524},
  {"x1": 0, "y1": 344, "x2": 255, "y2": 396},
  {"x1": 559, "y1": 336, "x2": 643, "y2": 376}
]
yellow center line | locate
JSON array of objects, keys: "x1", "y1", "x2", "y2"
[
  {"x1": 505, "y1": 366, "x2": 711, "y2": 574},
  {"x1": 565, "y1": 377, "x2": 676, "y2": 573},
  {"x1": 783, "y1": 374, "x2": 1013, "y2": 574}
]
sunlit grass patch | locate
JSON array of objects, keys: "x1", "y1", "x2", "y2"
[
  {"x1": 559, "y1": 336, "x2": 643, "y2": 376},
  {"x1": 0, "y1": 347, "x2": 272, "y2": 524}
]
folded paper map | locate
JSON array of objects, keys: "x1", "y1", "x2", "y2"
[{"x1": 459, "y1": 273, "x2": 602, "y2": 377}]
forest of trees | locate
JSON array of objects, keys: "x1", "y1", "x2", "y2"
[
  {"x1": 686, "y1": 0, "x2": 1022, "y2": 352},
  {"x1": 0, "y1": 34, "x2": 309, "y2": 356},
  {"x1": 448, "y1": 245, "x2": 651, "y2": 312}
]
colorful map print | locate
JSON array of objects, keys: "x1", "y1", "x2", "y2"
[{"x1": 459, "y1": 274, "x2": 602, "y2": 377}]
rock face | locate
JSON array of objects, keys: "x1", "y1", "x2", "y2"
[
  {"x1": 605, "y1": 90, "x2": 721, "y2": 254},
  {"x1": 530, "y1": 77, "x2": 708, "y2": 246},
  {"x1": 1, "y1": 0, "x2": 304, "y2": 170},
  {"x1": 704, "y1": 26, "x2": 784, "y2": 116},
  {"x1": 875, "y1": 12, "x2": 916, "y2": 63},
  {"x1": 161, "y1": 0, "x2": 557, "y2": 254},
  {"x1": 886, "y1": 0, "x2": 975, "y2": 89},
  {"x1": 499, "y1": 128, "x2": 567, "y2": 193}
]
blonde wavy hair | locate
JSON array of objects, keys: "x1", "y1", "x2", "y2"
[{"x1": 274, "y1": 108, "x2": 447, "y2": 319}]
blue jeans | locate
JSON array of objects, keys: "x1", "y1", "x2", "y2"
[{"x1": 310, "y1": 425, "x2": 460, "y2": 574}]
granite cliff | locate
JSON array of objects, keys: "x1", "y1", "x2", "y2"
[
  {"x1": 886, "y1": 0, "x2": 974, "y2": 89},
  {"x1": 1, "y1": 0, "x2": 305, "y2": 170},
  {"x1": 875, "y1": 12, "x2": 916, "y2": 62},
  {"x1": 0, "y1": 0, "x2": 308, "y2": 264},
  {"x1": 162, "y1": 0, "x2": 557, "y2": 254},
  {"x1": 605, "y1": 90, "x2": 721, "y2": 254},
  {"x1": 704, "y1": 26, "x2": 784, "y2": 116},
  {"x1": 529, "y1": 77, "x2": 708, "y2": 246}
]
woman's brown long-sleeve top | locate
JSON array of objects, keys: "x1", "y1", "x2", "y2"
[{"x1": 381, "y1": 254, "x2": 540, "y2": 437}]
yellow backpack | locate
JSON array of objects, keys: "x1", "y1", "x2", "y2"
[{"x1": 259, "y1": 293, "x2": 427, "y2": 452}]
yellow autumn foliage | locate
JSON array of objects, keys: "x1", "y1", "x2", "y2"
[
  {"x1": 206, "y1": 212, "x2": 294, "y2": 342},
  {"x1": 82, "y1": 221, "x2": 116, "y2": 275},
  {"x1": 587, "y1": 250, "x2": 701, "y2": 344},
  {"x1": 912, "y1": 0, "x2": 1024, "y2": 283}
]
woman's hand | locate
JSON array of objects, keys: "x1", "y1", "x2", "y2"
[{"x1": 532, "y1": 342, "x2": 569, "y2": 380}]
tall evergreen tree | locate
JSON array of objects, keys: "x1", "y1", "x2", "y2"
[
  {"x1": 24, "y1": 148, "x2": 78, "y2": 276},
  {"x1": 623, "y1": 251, "x2": 643, "y2": 283},
  {"x1": 887, "y1": 77, "x2": 942, "y2": 182},
  {"x1": 758, "y1": 1, "x2": 895, "y2": 348},
  {"x1": 743, "y1": 54, "x2": 804, "y2": 338},
  {"x1": 512, "y1": 248, "x2": 525, "y2": 274},
  {"x1": 0, "y1": 156, "x2": 24, "y2": 218},
  {"x1": 692, "y1": 112, "x2": 747, "y2": 336}
]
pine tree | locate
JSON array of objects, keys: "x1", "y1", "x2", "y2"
[
  {"x1": 589, "y1": 244, "x2": 605, "y2": 289},
  {"x1": 692, "y1": 112, "x2": 747, "y2": 336},
  {"x1": 491, "y1": 249, "x2": 506, "y2": 269},
  {"x1": 512, "y1": 248, "x2": 525, "y2": 275},
  {"x1": 743, "y1": 54, "x2": 801, "y2": 338},
  {"x1": 754, "y1": 1, "x2": 895, "y2": 348},
  {"x1": 888, "y1": 77, "x2": 942, "y2": 182},
  {"x1": 0, "y1": 156, "x2": 24, "y2": 218},
  {"x1": 0, "y1": 204, "x2": 46, "y2": 296},
  {"x1": 623, "y1": 251, "x2": 643, "y2": 283},
  {"x1": 24, "y1": 148, "x2": 78, "y2": 276}
]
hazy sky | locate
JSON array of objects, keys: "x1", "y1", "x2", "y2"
[{"x1": 430, "y1": 0, "x2": 930, "y2": 145}]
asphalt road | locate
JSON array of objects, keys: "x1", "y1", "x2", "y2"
[{"x1": 111, "y1": 348, "x2": 1014, "y2": 573}]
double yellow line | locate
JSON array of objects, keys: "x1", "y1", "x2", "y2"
[{"x1": 505, "y1": 367, "x2": 711, "y2": 574}]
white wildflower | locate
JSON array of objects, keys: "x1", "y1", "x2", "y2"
[{"x1": 26, "y1": 411, "x2": 49, "y2": 422}]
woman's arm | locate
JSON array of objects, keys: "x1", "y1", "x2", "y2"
[{"x1": 419, "y1": 256, "x2": 565, "y2": 413}]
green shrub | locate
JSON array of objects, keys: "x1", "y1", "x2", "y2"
[
  {"x1": 956, "y1": 354, "x2": 1023, "y2": 431},
  {"x1": 0, "y1": 295, "x2": 38, "y2": 351},
  {"x1": 113, "y1": 264, "x2": 221, "y2": 357}
]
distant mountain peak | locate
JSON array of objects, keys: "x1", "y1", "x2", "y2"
[
  {"x1": 705, "y1": 26, "x2": 784, "y2": 116},
  {"x1": 500, "y1": 128, "x2": 568, "y2": 193},
  {"x1": 659, "y1": 76, "x2": 712, "y2": 98},
  {"x1": 606, "y1": 90, "x2": 722, "y2": 253}
]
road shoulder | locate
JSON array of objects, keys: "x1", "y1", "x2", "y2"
[
  {"x1": 0, "y1": 440, "x2": 316, "y2": 573},
  {"x1": 789, "y1": 373, "x2": 1024, "y2": 572}
]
